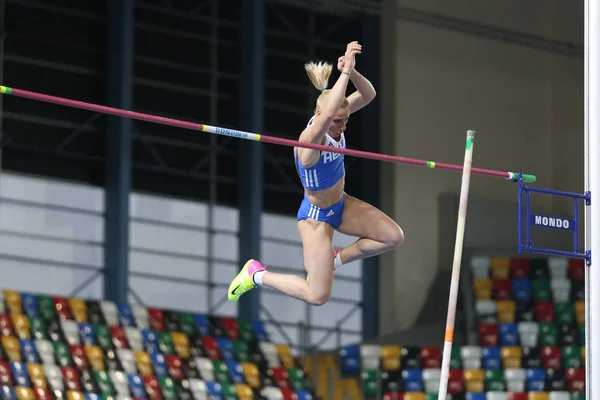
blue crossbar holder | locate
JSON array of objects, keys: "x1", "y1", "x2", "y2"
[{"x1": 517, "y1": 172, "x2": 592, "y2": 265}]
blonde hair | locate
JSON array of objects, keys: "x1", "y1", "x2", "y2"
[{"x1": 304, "y1": 61, "x2": 349, "y2": 112}]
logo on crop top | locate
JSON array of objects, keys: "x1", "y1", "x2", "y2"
[{"x1": 322, "y1": 151, "x2": 341, "y2": 164}]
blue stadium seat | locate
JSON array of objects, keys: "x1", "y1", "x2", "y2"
[
  {"x1": 225, "y1": 360, "x2": 245, "y2": 384},
  {"x1": 402, "y1": 368, "x2": 423, "y2": 392},
  {"x1": 78, "y1": 323, "x2": 96, "y2": 345},
  {"x1": 117, "y1": 303, "x2": 136, "y2": 327},
  {"x1": 512, "y1": 279, "x2": 532, "y2": 302},
  {"x1": 9, "y1": 361, "x2": 30, "y2": 387},
  {"x1": 19, "y1": 339, "x2": 39, "y2": 364},
  {"x1": 192, "y1": 314, "x2": 211, "y2": 336},
  {"x1": 526, "y1": 368, "x2": 546, "y2": 391},
  {"x1": 205, "y1": 381, "x2": 222, "y2": 397},
  {"x1": 295, "y1": 389, "x2": 313, "y2": 400},
  {"x1": 466, "y1": 392, "x2": 487, "y2": 400},
  {"x1": 141, "y1": 328, "x2": 160, "y2": 353},
  {"x1": 20, "y1": 293, "x2": 39, "y2": 318},
  {"x1": 251, "y1": 320, "x2": 270, "y2": 342},
  {"x1": 150, "y1": 352, "x2": 168, "y2": 377},
  {"x1": 2, "y1": 385, "x2": 17, "y2": 400},
  {"x1": 217, "y1": 338, "x2": 236, "y2": 361},
  {"x1": 128, "y1": 373, "x2": 147, "y2": 398},
  {"x1": 481, "y1": 346, "x2": 501, "y2": 369},
  {"x1": 498, "y1": 323, "x2": 518, "y2": 346},
  {"x1": 340, "y1": 344, "x2": 360, "y2": 374}
]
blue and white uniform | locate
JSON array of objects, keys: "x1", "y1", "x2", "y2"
[{"x1": 294, "y1": 116, "x2": 346, "y2": 228}]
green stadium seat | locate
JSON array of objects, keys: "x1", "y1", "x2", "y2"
[
  {"x1": 214, "y1": 360, "x2": 231, "y2": 383},
  {"x1": 30, "y1": 317, "x2": 48, "y2": 340},
  {"x1": 484, "y1": 368, "x2": 505, "y2": 391},
  {"x1": 562, "y1": 346, "x2": 582, "y2": 369},
  {"x1": 159, "y1": 376, "x2": 178, "y2": 400},
  {"x1": 287, "y1": 367, "x2": 306, "y2": 390},
  {"x1": 555, "y1": 302, "x2": 575, "y2": 325},
  {"x1": 53, "y1": 341, "x2": 73, "y2": 367},
  {"x1": 539, "y1": 323, "x2": 558, "y2": 346},
  {"x1": 237, "y1": 319, "x2": 256, "y2": 343},
  {"x1": 36, "y1": 295, "x2": 56, "y2": 321},
  {"x1": 178, "y1": 312, "x2": 196, "y2": 336},
  {"x1": 450, "y1": 346, "x2": 462, "y2": 369},
  {"x1": 232, "y1": 340, "x2": 250, "y2": 362},
  {"x1": 361, "y1": 369, "x2": 378, "y2": 397},
  {"x1": 532, "y1": 279, "x2": 552, "y2": 301},
  {"x1": 94, "y1": 324, "x2": 114, "y2": 352},
  {"x1": 158, "y1": 331, "x2": 175, "y2": 354},
  {"x1": 93, "y1": 370, "x2": 116, "y2": 396}
]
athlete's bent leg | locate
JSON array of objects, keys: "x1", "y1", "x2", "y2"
[
  {"x1": 228, "y1": 219, "x2": 335, "y2": 306},
  {"x1": 336, "y1": 194, "x2": 404, "y2": 265}
]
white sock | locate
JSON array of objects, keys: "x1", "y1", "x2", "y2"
[
  {"x1": 334, "y1": 252, "x2": 343, "y2": 269},
  {"x1": 253, "y1": 270, "x2": 266, "y2": 286}
]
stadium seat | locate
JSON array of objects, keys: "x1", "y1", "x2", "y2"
[{"x1": 340, "y1": 344, "x2": 360, "y2": 374}]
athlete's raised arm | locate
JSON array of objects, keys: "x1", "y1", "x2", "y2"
[
  {"x1": 298, "y1": 41, "x2": 361, "y2": 146},
  {"x1": 337, "y1": 55, "x2": 376, "y2": 114}
]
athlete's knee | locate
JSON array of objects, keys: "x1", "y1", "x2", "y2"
[
  {"x1": 306, "y1": 288, "x2": 332, "y2": 306},
  {"x1": 382, "y1": 221, "x2": 404, "y2": 249}
]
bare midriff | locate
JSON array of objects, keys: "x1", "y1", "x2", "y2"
[{"x1": 303, "y1": 177, "x2": 345, "y2": 208}]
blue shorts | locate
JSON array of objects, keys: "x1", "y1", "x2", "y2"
[{"x1": 297, "y1": 195, "x2": 345, "y2": 228}]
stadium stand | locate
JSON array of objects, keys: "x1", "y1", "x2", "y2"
[
  {"x1": 334, "y1": 255, "x2": 586, "y2": 400},
  {"x1": 0, "y1": 254, "x2": 587, "y2": 400},
  {"x1": 0, "y1": 290, "x2": 318, "y2": 400}
]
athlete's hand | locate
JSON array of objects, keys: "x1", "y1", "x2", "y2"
[{"x1": 341, "y1": 41, "x2": 361, "y2": 74}]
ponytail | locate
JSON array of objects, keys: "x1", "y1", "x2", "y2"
[{"x1": 304, "y1": 61, "x2": 333, "y2": 92}]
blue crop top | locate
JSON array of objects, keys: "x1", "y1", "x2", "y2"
[{"x1": 294, "y1": 116, "x2": 346, "y2": 191}]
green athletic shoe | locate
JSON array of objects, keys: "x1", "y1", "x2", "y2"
[{"x1": 228, "y1": 259, "x2": 267, "y2": 302}]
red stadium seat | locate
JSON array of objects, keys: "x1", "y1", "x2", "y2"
[
  {"x1": 478, "y1": 323, "x2": 498, "y2": 346},
  {"x1": 566, "y1": 368, "x2": 585, "y2": 392},
  {"x1": 68, "y1": 344, "x2": 89, "y2": 370},
  {"x1": 493, "y1": 279, "x2": 512, "y2": 300},
  {"x1": 420, "y1": 346, "x2": 441, "y2": 368},
  {"x1": 535, "y1": 302, "x2": 555, "y2": 323},
  {"x1": 53, "y1": 297, "x2": 73, "y2": 321},
  {"x1": 541, "y1": 346, "x2": 561, "y2": 369},
  {"x1": 200, "y1": 336, "x2": 221, "y2": 361},
  {"x1": 220, "y1": 317, "x2": 241, "y2": 340},
  {"x1": 146, "y1": 308, "x2": 165, "y2": 332},
  {"x1": 109, "y1": 326, "x2": 130, "y2": 349},
  {"x1": 569, "y1": 259, "x2": 585, "y2": 281},
  {"x1": 165, "y1": 355, "x2": 184, "y2": 380}
]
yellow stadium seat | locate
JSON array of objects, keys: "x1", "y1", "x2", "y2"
[
  {"x1": 496, "y1": 300, "x2": 516, "y2": 323},
  {"x1": 84, "y1": 345, "x2": 105, "y2": 372},
  {"x1": 134, "y1": 351, "x2": 153, "y2": 377},
  {"x1": 405, "y1": 393, "x2": 426, "y2": 400},
  {"x1": 581, "y1": 347, "x2": 586, "y2": 363},
  {"x1": 1, "y1": 336, "x2": 22, "y2": 362},
  {"x1": 336, "y1": 379, "x2": 361, "y2": 400},
  {"x1": 3, "y1": 290, "x2": 22, "y2": 314},
  {"x1": 463, "y1": 369, "x2": 484, "y2": 392},
  {"x1": 501, "y1": 346, "x2": 522, "y2": 369},
  {"x1": 473, "y1": 279, "x2": 493, "y2": 301},
  {"x1": 26, "y1": 364, "x2": 47, "y2": 389},
  {"x1": 15, "y1": 386, "x2": 35, "y2": 400},
  {"x1": 491, "y1": 257, "x2": 510, "y2": 279},
  {"x1": 68, "y1": 299, "x2": 87, "y2": 323},
  {"x1": 66, "y1": 391, "x2": 85, "y2": 400},
  {"x1": 380, "y1": 345, "x2": 402, "y2": 371},
  {"x1": 12, "y1": 314, "x2": 31, "y2": 340},
  {"x1": 275, "y1": 344, "x2": 295, "y2": 369},
  {"x1": 575, "y1": 301, "x2": 585, "y2": 324},
  {"x1": 528, "y1": 392, "x2": 549, "y2": 400},
  {"x1": 235, "y1": 384, "x2": 254, "y2": 400},
  {"x1": 240, "y1": 362, "x2": 261, "y2": 389},
  {"x1": 170, "y1": 332, "x2": 191, "y2": 359}
]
